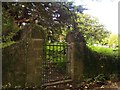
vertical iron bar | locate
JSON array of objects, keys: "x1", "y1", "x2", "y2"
[
  {"x1": 48, "y1": 43, "x2": 50, "y2": 83},
  {"x1": 60, "y1": 43, "x2": 61, "y2": 63},
  {"x1": 43, "y1": 43, "x2": 46, "y2": 84}
]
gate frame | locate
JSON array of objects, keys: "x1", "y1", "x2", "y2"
[{"x1": 41, "y1": 29, "x2": 86, "y2": 88}]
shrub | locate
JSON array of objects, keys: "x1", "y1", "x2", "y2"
[{"x1": 83, "y1": 45, "x2": 119, "y2": 80}]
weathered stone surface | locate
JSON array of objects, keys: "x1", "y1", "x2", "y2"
[
  {"x1": 2, "y1": 27, "x2": 44, "y2": 88},
  {"x1": 66, "y1": 30, "x2": 86, "y2": 82}
]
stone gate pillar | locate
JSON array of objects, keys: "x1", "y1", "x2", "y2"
[
  {"x1": 24, "y1": 25, "x2": 45, "y2": 88},
  {"x1": 66, "y1": 30, "x2": 86, "y2": 83}
]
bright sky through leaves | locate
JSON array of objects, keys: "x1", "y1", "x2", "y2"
[{"x1": 73, "y1": 0, "x2": 119, "y2": 34}]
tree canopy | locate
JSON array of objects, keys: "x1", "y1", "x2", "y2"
[
  {"x1": 2, "y1": 2, "x2": 86, "y2": 44},
  {"x1": 108, "y1": 33, "x2": 118, "y2": 47},
  {"x1": 76, "y1": 14, "x2": 110, "y2": 45},
  {"x1": 2, "y1": 2, "x2": 110, "y2": 47}
]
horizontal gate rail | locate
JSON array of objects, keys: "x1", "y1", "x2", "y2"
[{"x1": 42, "y1": 79, "x2": 72, "y2": 87}]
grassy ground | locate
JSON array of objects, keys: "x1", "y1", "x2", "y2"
[{"x1": 88, "y1": 45, "x2": 115, "y2": 55}]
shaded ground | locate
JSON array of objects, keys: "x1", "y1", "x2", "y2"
[
  {"x1": 80, "y1": 81, "x2": 120, "y2": 90},
  {"x1": 42, "y1": 80, "x2": 120, "y2": 90},
  {"x1": 1, "y1": 81, "x2": 120, "y2": 90}
]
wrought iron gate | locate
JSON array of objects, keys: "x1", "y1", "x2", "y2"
[{"x1": 42, "y1": 42, "x2": 72, "y2": 87}]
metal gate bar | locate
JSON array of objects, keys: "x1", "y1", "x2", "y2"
[{"x1": 42, "y1": 42, "x2": 71, "y2": 85}]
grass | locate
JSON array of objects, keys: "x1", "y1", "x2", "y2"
[{"x1": 87, "y1": 45, "x2": 115, "y2": 56}]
